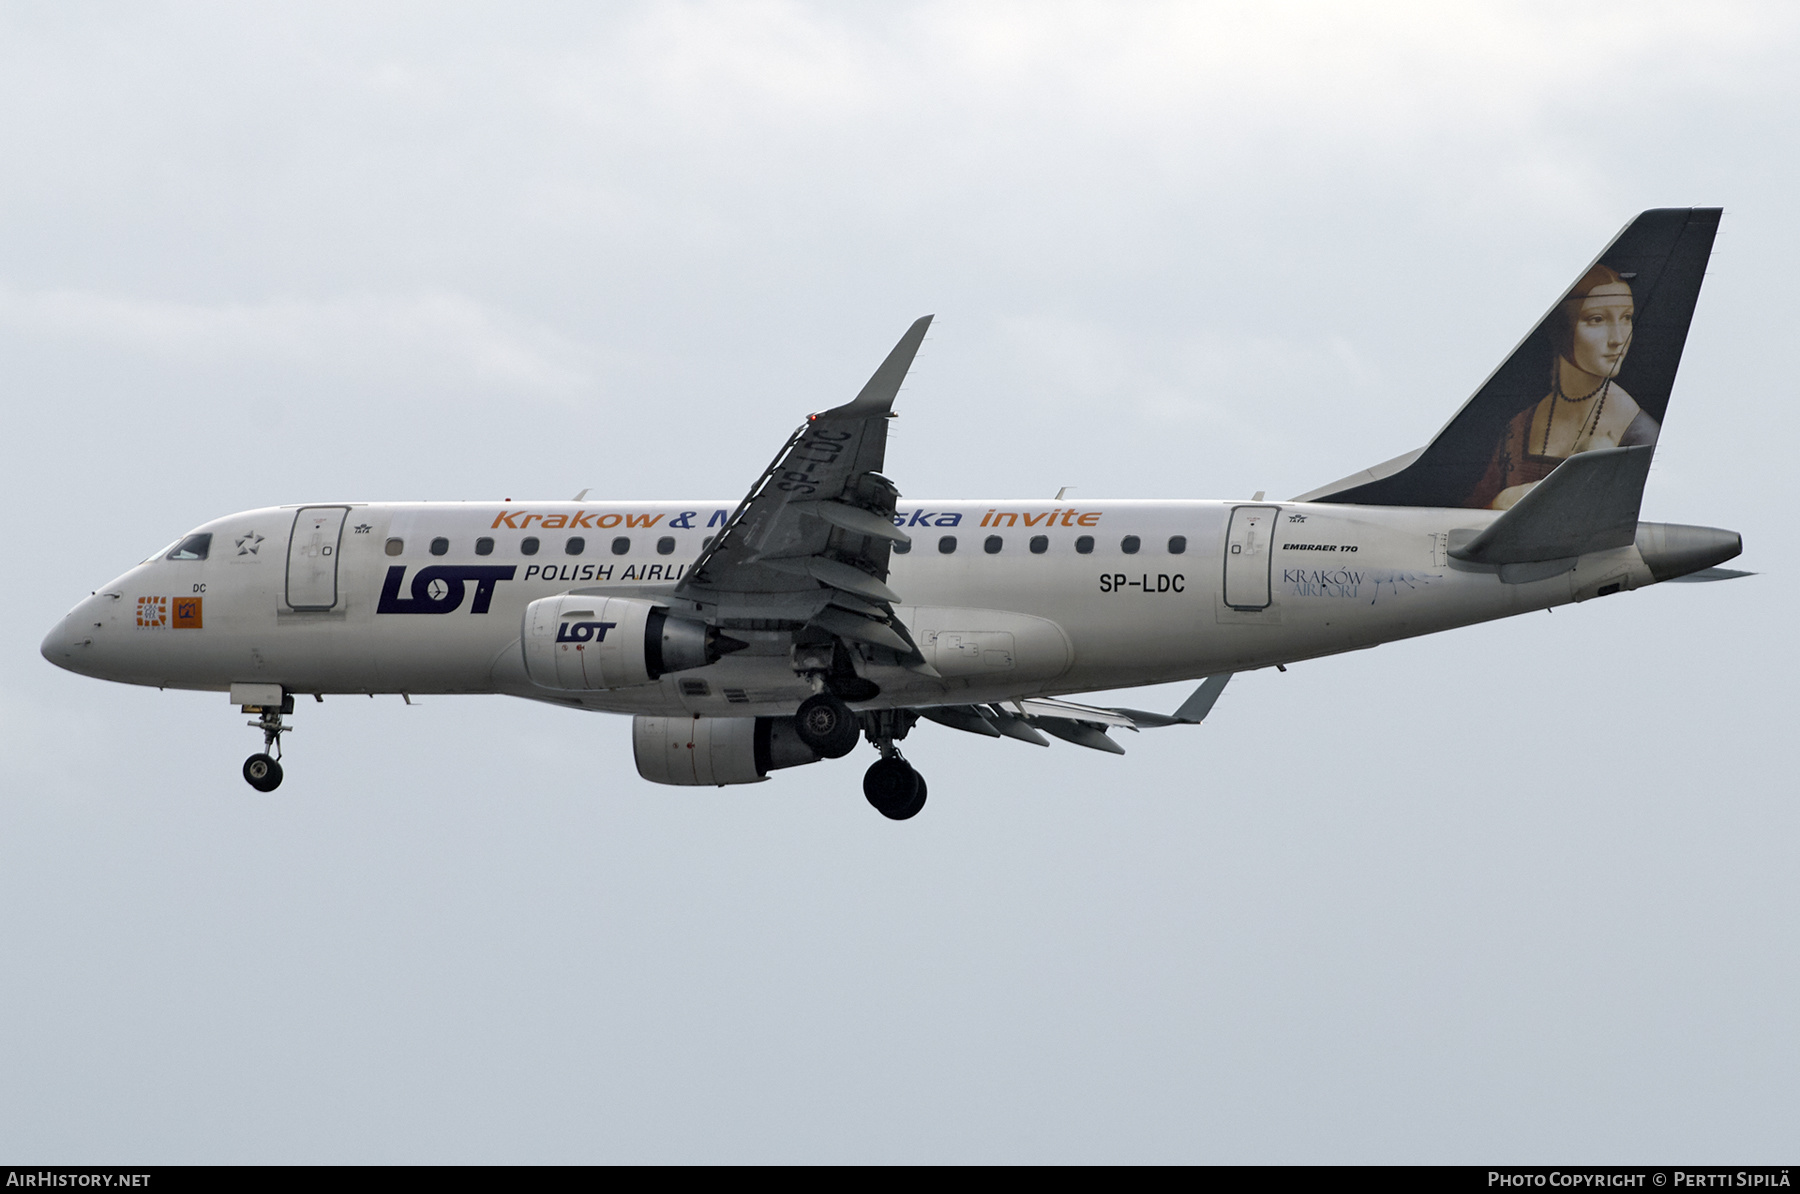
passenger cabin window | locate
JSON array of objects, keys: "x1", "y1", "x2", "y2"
[
  {"x1": 611, "y1": 537, "x2": 631, "y2": 556},
  {"x1": 475, "y1": 537, "x2": 494, "y2": 556},
  {"x1": 938, "y1": 535, "x2": 957, "y2": 554},
  {"x1": 429, "y1": 537, "x2": 449, "y2": 557},
  {"x1": 984, "y1": 535, "x2": 1003, "y2": 555},
  {"x1": 521, "y1": 537, "x2": 540, "y2": 556},
  {"x1": 384, "y1": 538, "x2": 404, "y2": 557},
  {"x1": 892, "y1": 539, "x2": 911, "y2": 554},
  {"x1": 566, "y1": 536, "x2": 586, "y2": 556},
  {"x1": 167, "y1": 533, "x2": 212, "y2": 561},
  {"x1": 1121, "y1": 535, "x2": 1141, "y2": 555},
  {"x1": 657, "y1": 536, "x2": 676, "y2": 556},
  {"x1": 1168, "y1": 535, "x2": 1187, "y2": 555},
  {"x1": 1075, "y1": 536, "x2": 1095, "y2": 554},
  {"x1": 1029, "y1": 535, "x2": 1048, "y2": 554}
]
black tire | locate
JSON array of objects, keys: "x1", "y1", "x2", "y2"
[
  {"x1": 795, "y1": 693, "x2": 861, "y2": 759},
  {"x1": 243, "y1": 753, "x2": 283, "y2": 792},
  {"x1": 864, "y1": 757, "x2": 923, "y2": 819},
  {"x1": 892, "y1": 773, "x2": 927, "y2": 821}
]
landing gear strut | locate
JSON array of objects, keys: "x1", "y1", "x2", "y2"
[
  {"x1": 861, "y1": 708, "x2": 925, "y2": 820},
  {"x1": 241, "y1": 693, "x2": 293, "y2": 792}
]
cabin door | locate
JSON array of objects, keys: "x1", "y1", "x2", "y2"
[
  {"x1": 286, "y1": 507, "x2": 349, "y2": 611},
  {"x1": 1222, "y1": 505, "x2": 1278, "y2": 610}
]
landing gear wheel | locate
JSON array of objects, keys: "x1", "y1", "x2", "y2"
[
  {"x1": 795, "y1": 692, "x2": 861, "y2": 759},
  {"x1": 243, "y1": 753, "x2": 283, "y2": 792},
  {"x1": 864, "y1": 757, "x2": 926, "y2": 820},
  {"x1": 895, "y1": 773, "x2": 927, "y2": 821}
]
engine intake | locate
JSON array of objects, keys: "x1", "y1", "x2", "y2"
[
  {"x1": 633, "y1": 716, "x2": 821, "y2": 786},
  {"x1": 522, "y1": 595, "x2": 729, "y2": 690}
]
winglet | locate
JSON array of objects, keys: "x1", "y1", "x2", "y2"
[
  {"x1": 1110, "y1": 673, "x2": 1233, "y2": 727},
  {"x1": 819, "y1": 315, "x2": 933, "y2": 420},
  {"x1": 1172, "y1": 673, "x2": 1232, "y2": 723}
]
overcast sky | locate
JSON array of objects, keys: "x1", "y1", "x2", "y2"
[{"x1": 3, "y1": 1, "x2": 1796, "y2": 1163}]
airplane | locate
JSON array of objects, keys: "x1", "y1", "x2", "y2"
[{"x1": 40, "y1": 208, "x2": 1747, "y2": 820}]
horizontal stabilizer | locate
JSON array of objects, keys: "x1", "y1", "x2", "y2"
[
  {"x1": 1449, "y1": 445, "x2": 1652, "y2": 566},
  {"x1": 1666, "y1": 566, "x2": 1753, "y2": 583}
]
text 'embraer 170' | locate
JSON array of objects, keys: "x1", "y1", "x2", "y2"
[{"x1": 42, "y1": 209, "x2": 1746, "y2": 819}]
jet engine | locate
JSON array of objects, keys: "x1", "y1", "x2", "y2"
[
  {"x1": 522, "y1": 594, "x2": 729, "y2": 690},
  {"x1": 633, "y1": 715, "x2": 822, "y2": 786}
]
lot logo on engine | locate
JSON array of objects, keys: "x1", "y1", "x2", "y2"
[{"x1": 555, "y1": 620, "x2": 616, "y2": 643}]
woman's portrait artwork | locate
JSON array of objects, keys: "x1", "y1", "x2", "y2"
[{"x1": 1466, "y1": 263, "x2": 1660, "y2": 510}]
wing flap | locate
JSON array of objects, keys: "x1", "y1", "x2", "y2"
[{"x1": 674, "y1": 317, "x2": 931, "y2": 643}]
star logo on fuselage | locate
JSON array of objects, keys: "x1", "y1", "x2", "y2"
[{"x1": 236, "y1": 532, "x2": 264, "y2": 555}]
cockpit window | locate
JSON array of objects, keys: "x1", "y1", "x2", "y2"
[
  {"x1": 167, "y1": 533, "x2": 212, "y2": 561},
  {"x1": 143, "y1": 540, "x2": 181, "y2": 564}
]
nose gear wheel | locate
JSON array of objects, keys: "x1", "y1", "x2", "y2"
[{"x1": 243, "y1": 753, "x2": 283, "y2": 792}]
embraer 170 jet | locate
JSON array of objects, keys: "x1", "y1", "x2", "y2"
[{"x1": 41, "y1": 209, "x2": 1746, "y2": 819}]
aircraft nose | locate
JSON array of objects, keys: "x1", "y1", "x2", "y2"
[
  {"x1": 41, "y1": 601, "x2": 100, "y2": 675},
  {"x1": 41, "y1": 614, "x2": 75, "y2": 670}
]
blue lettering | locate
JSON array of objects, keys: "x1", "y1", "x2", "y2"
[
  {"x1": 556, "y1": 620, "x2": 617, "y2": 643},
  {"x1": 670, "y1": 511, "x2": 697, "y2": 529},
  {"x1": 377, "y1": 565, "x2": 517, "y2": 615}
]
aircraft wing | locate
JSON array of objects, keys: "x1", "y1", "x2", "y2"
[
  {"x1": 915, "y1": 677, "x2": 1235, "y2": 755},
  {"x1": 673, "y1": 317, "x2": 932, "y2": 660}
]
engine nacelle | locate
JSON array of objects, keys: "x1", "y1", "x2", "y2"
[
  {"x1": 633, "y1": 715, "x2": 822, "y2": 786},
  {"x1": 522, "y1": 594, "x2": 720, "y2": 690}
]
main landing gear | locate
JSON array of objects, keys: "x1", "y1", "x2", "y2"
[
  {"x1": 793, "y1": 691, "x2": 861, "y2": 759},
  {"x1": 789, "y1": 667, "x2": 928, "y2": 819},
  {"x1": 858, "y1": 708, "x2": 925, "y2": 821},
  {"x1": 240, "y1": 693, "x2": 294, "y2": 793},
  {"x1": 863, "y1": 755, "x2": 926, "y2": 820}
]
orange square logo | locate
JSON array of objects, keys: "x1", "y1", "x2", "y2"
[
  {"x1": 172, "y1": 596, "x2": 203, "y2": 629},
  {"x1": 136, "y1": 596, "x2": 167, "y2": 628}
]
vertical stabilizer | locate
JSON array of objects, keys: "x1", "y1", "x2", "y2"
[{"x1": 1298, "y1": 208, "x2": 1720, "y2": 510}]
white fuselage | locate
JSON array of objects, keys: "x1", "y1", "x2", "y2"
[{"x1": 43, "y1": 496, "x2": 1656, "y2": 714}]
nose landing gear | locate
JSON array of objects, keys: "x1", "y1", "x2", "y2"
[
  {"x1": 237, "y1": 689, "x2": 294, "y2": 792},
  {"x1": 243, "y1": 752, "x2": 283, "y2": 792}
]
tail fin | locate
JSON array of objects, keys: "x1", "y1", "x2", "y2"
[{"x1": 1297, "y1": 208, "x2": 1721, "y2": 509}]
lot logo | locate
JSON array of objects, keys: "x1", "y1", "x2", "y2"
[
  {"x1": 556, "y1": 620, "x2": 616, "y2": 643},
  {"x1": 377, "y1": 565, "x2": 517, "y2": 615}
]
